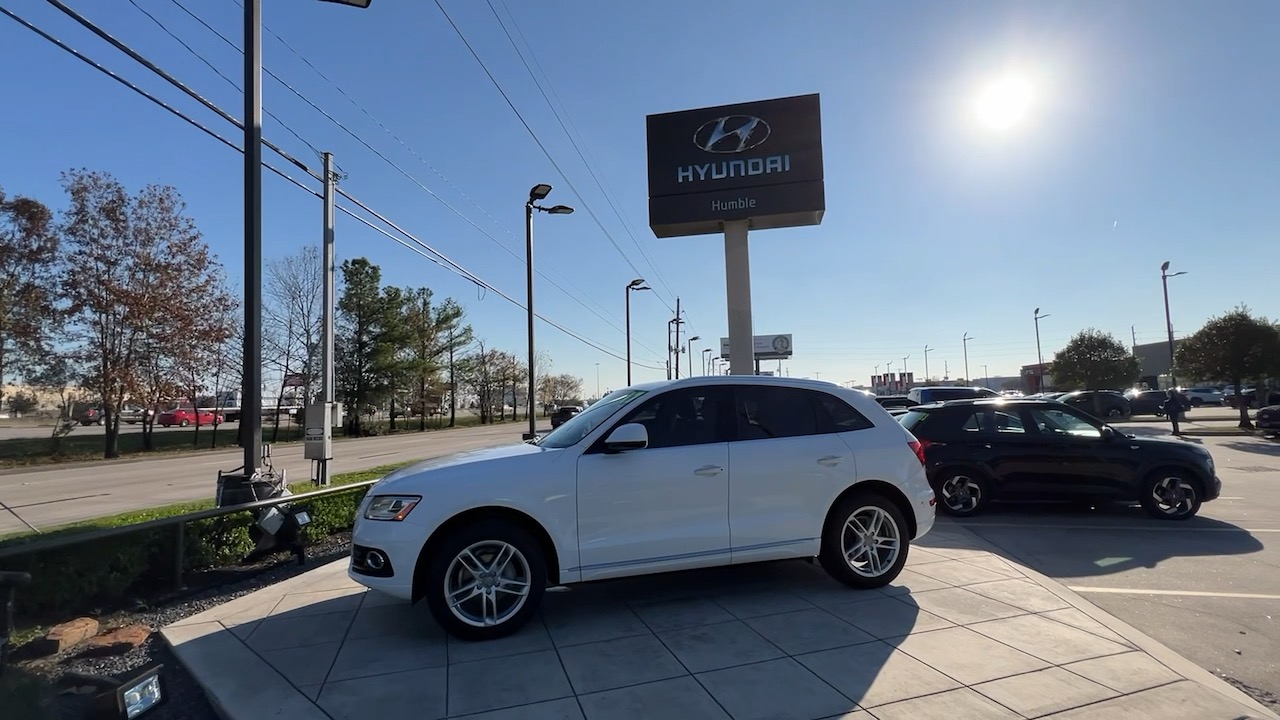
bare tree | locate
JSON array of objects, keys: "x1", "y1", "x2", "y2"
[
  {"x1": 0, "y1": 187, "x2": 61, "y2": 408},
  {"x1": 265, "y1": 246, "x2": 322, "y2": 441},
  {"x1": 59, "y1": 170, "x2": 234, "y2": 458},
  {"x1": 458, "y1": 341, "x2": 517, "y2": 424}
]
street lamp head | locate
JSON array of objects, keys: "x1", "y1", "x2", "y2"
[
  {"x1": 317, "y1": 0, "x2": 372, "y2": 6},
  {"x1": 546, "y1": 204, "x2": 575, "y2": 215},
  {"x1": 628, "y1": 278, "x2": 646, "y2": 288},
  {"x1": 1033, "y1": 307, "x2": 1040, "y2": 315},
  {"x1": 689, "y1": 335, "x2": 701, "y2": 342},
  {"x1": 528, "y1": 183, "x2": 553, "y2": 202},
  {"x1": 1160, "y1": 260, "x2": 1171, "y2": 272},
  {"x1": 1171, "y1": 271, "x2": 1188, "y2": 278},
  {"x1": 703, "y1": 347, "x2": 712, "y2": 353}
]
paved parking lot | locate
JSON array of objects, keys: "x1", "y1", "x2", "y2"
[
  {"x1": 164, "y1": 526, "x2": 1274, "y2": 719},
  {"x1": 954, "y1": 428, "x2": 1280, "y2": 706}
]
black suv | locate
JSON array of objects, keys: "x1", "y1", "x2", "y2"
[
  {"x1": 899, "y1": 399, "x2": 1220, "y2": 520},
  {"x1": 906, "y1": 386, "x2": 1000, "y2": 405},
  {"x1": 549, "y1": 406, "x2": 582, "y2": 428},
  {"x1": 1056, "y1": 390, "x2": 1132, "y2": 419}
]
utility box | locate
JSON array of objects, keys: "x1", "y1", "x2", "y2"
[{"x1": 303, "y1": 402, "x2": 336, "y2": 461}]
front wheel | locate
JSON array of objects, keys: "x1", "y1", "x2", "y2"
[
  {"x1": 1139, "y1": 472, "x2": 1202, "y2": 520},
  {"x1": 819, "y1": 491, "x2": 909, "y2": 589},
  {"x1": 1107, "y1": 407, "x2": 1124, "y2": 418},
  {"x1": 179, "y1": 419, "x2": 190, "y2": 427},
  {"x1": 424, "y1": 520, "x2": 547, "y2": 641},
  {"x1": 934, "y1": 469, "x2": 989, "y2": 517}
]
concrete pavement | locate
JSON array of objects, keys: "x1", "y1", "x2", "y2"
[
  {"x1": 0, "y1": 423, "x2": 525, "y2": 534},
  {"x1": 163, "y1": 525, "x2": 1276, "y2": 719},
  {"x1": 955, "y1": 428, "x2": 1280, "y2": 710}
]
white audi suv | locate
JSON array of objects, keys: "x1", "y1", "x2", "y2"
[{"x1": 349, "y1": 375, "x2": 937, "y2": 640}]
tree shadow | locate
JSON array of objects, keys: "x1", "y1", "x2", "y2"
[{"x1": 1217, "y1": 440, "x2": 1280, "y2": 458}]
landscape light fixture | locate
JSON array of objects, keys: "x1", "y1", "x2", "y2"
[{"x1": 85, "y1": 663, "x2": 165, "y2": 719}]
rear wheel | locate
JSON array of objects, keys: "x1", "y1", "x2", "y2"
[
  {"x1": 819, "y1": 491, "x2": 909, "y2": 589},
  {"x1": 1139, "y1": 471, "x2": 1201, "y2": 520},
  {"x1": 1189, "y1": 397, "x2": 1203, "y2": 407},
  {"x1": 934, "y1": 469, "x2": 989, "y2": 517},
  {"x1": 1106, "y1": 407, "x2": 1124, "y2": 418},
  {"x1": 424, "y1": 520, "x2": 547, "y2": 641},
  {"x1": 179, "y1": 419, "x2": 190, "y2": 427}
]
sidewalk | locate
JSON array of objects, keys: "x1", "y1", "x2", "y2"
[{"x1": 162, "y1": 525, "x2": 1278, "y2": 720}]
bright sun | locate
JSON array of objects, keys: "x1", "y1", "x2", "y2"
[{"x1": 974, "y1": 75, "x2": 1033, "y2": 131}]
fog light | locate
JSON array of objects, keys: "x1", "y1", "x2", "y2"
[{"x1": 365, "y1": 550, "x2": 387, "y2": 570}]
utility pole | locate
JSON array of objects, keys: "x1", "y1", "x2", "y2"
[
  {"x1": 1131, "y1": 325, "x2": 1138, "y2": 354},
  {"x1": 305, "y1": 151, "x2": 337, "y2": 486},
  {"x1": 983, "y1": 364, "x2": 989, "y2": 387},
  {"x1": 923, "y1": 345, "x2": 933, "y2": 381},
  {"x1": 672, "y1": 297, "x2": 683, "y2": 379},
  {"x1": 815, "y1": 371, "x2": 822, "y2": 380},
  {"x1": 448, "y1": 329, "x2": 457, "y2": 427}
]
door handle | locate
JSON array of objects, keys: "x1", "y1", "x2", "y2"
[
  {"x1": 817, "y1": 455, "x2": 843, "y2": 467},
  {"x1": 693, "y1": 465, "x2": 724, "y2": 477}
]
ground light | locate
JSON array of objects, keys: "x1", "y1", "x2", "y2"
[{"x1": 93, "y1": 663, "x2": 166, "y2": 719}]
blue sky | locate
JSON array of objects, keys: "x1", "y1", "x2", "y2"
[{"x1": 3, "y1": 0, "x2": 1277, "y2": 394}]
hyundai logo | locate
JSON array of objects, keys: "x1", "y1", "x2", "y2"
[{"x1": 693, "y1": 115, "x2": 771, "y2": 154}]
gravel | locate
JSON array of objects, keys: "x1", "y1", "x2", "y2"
[{"x1": 10, "y1": 534, "x2": 354, "y2": 720}]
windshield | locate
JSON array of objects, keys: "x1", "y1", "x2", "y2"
[{"x1": 536, "y1": 389, "x2": 647, "y2": 448}]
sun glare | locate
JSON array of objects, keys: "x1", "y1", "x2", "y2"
[{"x1": 974, "y1": 75, "x2": 1033, "y2": 131}]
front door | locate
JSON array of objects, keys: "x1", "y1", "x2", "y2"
[
  {"x1": 1025, "y1": 405, "x2": 1127, "y2": 497},
  {"x1": 575, "y1": 386, "x2": 733, "y2": 581}
]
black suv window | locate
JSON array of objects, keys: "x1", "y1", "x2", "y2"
[
  {"x1": 813, "y1": 392, "x2": 875, "y2": 433},
  {"x1": 958, "y1": 408, "x2": 1026, "y2": 434},
  {"x1": 734, "y1": 386, "x2": 817, "y2": 440},
  {"x1": 613, "y1": 387, "x2": 731, "y2": 449}
]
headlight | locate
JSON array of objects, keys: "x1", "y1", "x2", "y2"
[{"x1": 363, "y1": 495, "x2": 421, "y2": 521}]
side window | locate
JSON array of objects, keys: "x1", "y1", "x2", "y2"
[
  {"x1": 960, "y1": 411, "x2": 984, "y2": 432},
  {"x1": 614, "y1": 387, "x2": 728, "y2": 449},
  {"x1": 735, "y1": 386, "x2": 818, "y2": 440},
  {"x1": 991, "y1": 410, "x2": 1026, "y2": 434},
  {"x1": 813, "y1": 392, "x2": 875, "y2": 433},
  {"x1": 1028, "y1": 407, "x2": 1101, "y2": 439}
]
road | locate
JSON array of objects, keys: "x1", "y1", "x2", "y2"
[
  {"x1": 0, "y1": 422, "x2": 529, "y2": 534},
  {"x1": 950, "y1": 421, "x2": 1280, "y2": 704}
]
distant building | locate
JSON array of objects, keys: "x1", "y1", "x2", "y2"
[
  {"x1": 1134, "y1": 339, "x2": 1185, "y2": 388},
  {"x1": 1020, "y1": 363, "x2": 1054, "y2": 394}
]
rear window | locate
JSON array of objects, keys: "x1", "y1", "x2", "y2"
[
  {"x1": 932, "y1": 388, "x2": 988, "y2": 402},
  {"x1": 897, "y1": 410, "x2": 934, "y2": 431}
]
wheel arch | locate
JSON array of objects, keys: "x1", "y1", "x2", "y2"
[
  {"x1": 823, "y1": 479, "x2": 918, "y2": 543},
  {"x1": 411, "y1": 505, "x2": 562, "y2": 604},
  {"x1": 1140, "y1": 463, "x2": 1208, "y2": 497}
]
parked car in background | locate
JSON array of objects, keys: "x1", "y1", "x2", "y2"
[
  {"x1": 1126, "y1": 390, "x2": 1170, "y2": 417},
  {"x1": 1256, "y1": 404, "x2": 1278, "y2": 434},
  {"x1": 349, "y1": 375, "x2": 936, "y2": 639},
  {"x1": 875, "y1": 395, "x2": 916, "y2": 410},
  {"x1": 1225, "y1": 389, "x2": 1280, "y2": 410},
  {"x1": 1181, "y1": 388, "x2": 1224, "y2": 406},
  {"x1": 549, "y1": 405, "x2": 582, "y2": 428},
  {"x1": 76, "y1": 407, "x2": 105, "y2": 426},
  {"x1": 118, "y1": 404, "x2": 154, "y2": 424},
  {"x1": 898, "y1": 398, "x2": 1219, "y2": 520},
  {"x1": 1056, "y1": 390, "x2": 1132, "y2": 419},
  {"x1": 906, "y1": 386, "x2": 1000, "y2": 405},
  {"x1": 157, "y1": 408, "x2": 222, "y2": 427}
]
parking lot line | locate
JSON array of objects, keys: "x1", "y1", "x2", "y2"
[
  {"x1": 959, "y1": 522, "x2": 1280, "y2": 533},
  {"x1": 1068, "y1": 586, "x2": 1280, "y2": 601}
]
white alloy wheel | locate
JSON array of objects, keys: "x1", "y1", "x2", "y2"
[
  {"x1": 443, "y1": 540, "x2": 532, "y2": 628},
  {"x1": 840, "y1": 505, "x2": 902, "y2": 579}
]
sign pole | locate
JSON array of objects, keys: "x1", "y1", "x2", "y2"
[{"x1": 724, "y1": 219, "x2": 754, "y2": 375}]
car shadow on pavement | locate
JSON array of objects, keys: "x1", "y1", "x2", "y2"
[
  {"x1": 934, "y1": 503, "x2": 1265, "y2": 580},
  {"x1": 1217, "y1": 440, "x2": 1280, "y2": 458}
]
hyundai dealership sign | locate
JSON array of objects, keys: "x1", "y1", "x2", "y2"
[{"x1": 647, "y1": 94, "x2": 824, "y2": 238}]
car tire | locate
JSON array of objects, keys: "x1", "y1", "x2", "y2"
[
  {"x1": 1190, "y1": 398, "x2": 1203, "y2": 407},
  {"x1": 424, "y1": 520, "x2": 547, "y2": 641},
  {"x1": 161, "y1": 424, "x2": 169, "y2": 428},
  {"x1": 819, "y1": 490, "x2": 910, "y2": 590},
  {"x1": 179, "y1": 420, "x2": 190, "y2": 427},
  {"x1": 1139, "y1": 471, "x2": 1202, "y2": 520},
  {"x1": 1106, "y1": 407, "x2": 1123, "y2": 418},
  {"x1": 932, "y1": 469, "x2": 989, "y2": 517}
]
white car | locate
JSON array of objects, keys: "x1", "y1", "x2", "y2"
[
  {"x1": 349, "y1": 376, "x2": 937, "y2": 640},
  {"x1": 1181, "y1": 387, "x2": 1224, "y2": 406}
]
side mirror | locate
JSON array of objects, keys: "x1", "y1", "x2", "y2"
[
  {"x1": 604, "y1": 423, "x2": 648, "y2": 453},
  {"x1": 1101, "y1": 426, "x2": 1117, "y2": 441}
]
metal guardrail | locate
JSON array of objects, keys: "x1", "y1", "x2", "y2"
[{"x1": 0, "y1": 481, "x2": 378, "y2": 588}]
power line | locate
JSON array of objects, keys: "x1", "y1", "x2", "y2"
[
  {"x1": 485, "y1": 0, "x2": 679, "y2": 305},
  {"x1": 0, "y1": 2, "x2": 663, "y2": 369},
  {"x1": 431, "y1": 0, "x2": 679, "y2": 316},
  {"x1": 166, "y1": 0, "x2": 652, "y2": 354}
]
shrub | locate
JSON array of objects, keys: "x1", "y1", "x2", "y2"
[{"x1": 0, "y1": 462, "x2": 408, "y2": 619}]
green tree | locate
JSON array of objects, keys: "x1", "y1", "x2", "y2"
[
  {"x1": 1051, "y1": 329, "x2": 1140, "y2": 415},
  {"x1": 336, "y1": 258, "x2": 409, "y2": 435},
  {"x1": 1175, "y1": 306, "x2": 1280, "y2": 428},
  {"x1": 401, "y1": 288, "x2": 469, "y2": 431}
]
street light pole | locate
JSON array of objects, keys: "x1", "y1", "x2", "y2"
[
  {"x1": 241, "y1": 0, "x2": 264, "y2": 476},
  {"x1": 962, "y1": 332, "x2": 972, "y2": 383},
  {"x1": 523, "y1": 184, "x2": 574, "y2": 440},
  {"x1": 686, "y1": 336, "x2": 700, "y2": 378},
  {"x1": 595, "y1": 363, "x2": 600, "y2": 399},
  {"x1": 923, "y1": 345, "x2": 932, "y2": 381},
  {"x1": 1034, "y1": 307, "x2": 1050, "y2": 393},
  {"x1": 625, "y1": 279, "x2": 649, "y2": 386},
  {"x1": 702, "y1": 348, "x2": 711, "y2": 376},
  {"x1": 1161, "y1": 261, "x2": 1187, "y2": 389}
]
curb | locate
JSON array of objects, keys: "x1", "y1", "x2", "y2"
[{"x1": 940, "y1": 523, "x2": 1280, "y2": 719}]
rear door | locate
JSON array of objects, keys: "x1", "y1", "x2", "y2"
[{"x1": 726, "y1": 385, "x2": 860, "y2": 563}]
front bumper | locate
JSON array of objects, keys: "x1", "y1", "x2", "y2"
[{"x1": 346, "y1": 517, "x2": 426, "y2": 601}]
